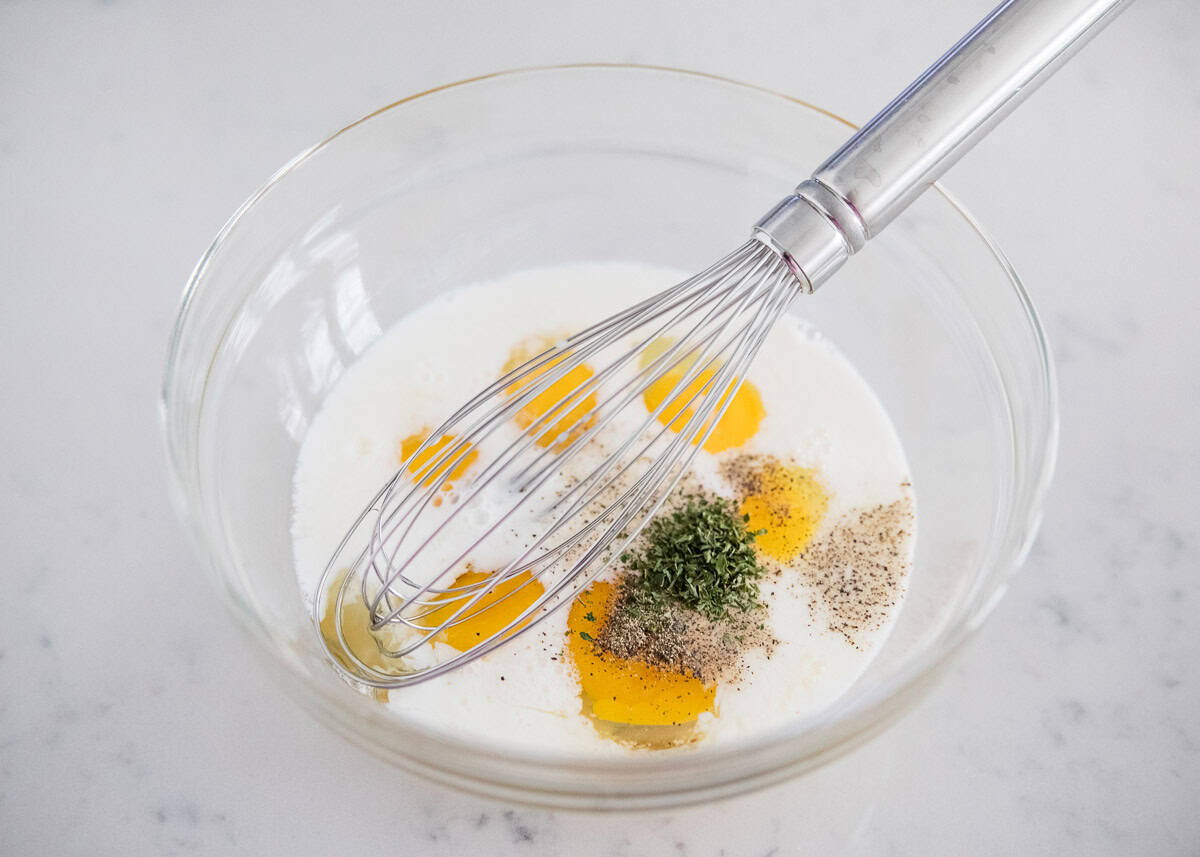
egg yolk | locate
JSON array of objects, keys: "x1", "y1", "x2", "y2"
[
  {"x1": 423, "y1": 568, "x2": 545, "y2": 652},
  {"x1": 503, "y1": 338, "x2": 596, "y2": 448},
  {"x1": 398, "y1": 430, "x2": 477, "y2": 488},
  {"x1": 740, "y1": 463, "x2": 829, "y2": 561},
  {"x1": 566, "y1": 581, "x2": 716, "y2": 726},
  {"x1": 639, "y1": 339, "x2": 764, "y2": 453}
]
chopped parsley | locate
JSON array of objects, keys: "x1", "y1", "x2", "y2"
[{"x1": 621, "y1": 495, "x2": 767, "y2": 622}]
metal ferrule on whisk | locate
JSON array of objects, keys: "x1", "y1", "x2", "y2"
[{"x1": 752, "y1": 180, "x2": 863, "y2": 293}]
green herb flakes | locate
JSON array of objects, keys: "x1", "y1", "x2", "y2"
[{"x1": 621, "y1": 495, "x2": 767, "y2": 621}]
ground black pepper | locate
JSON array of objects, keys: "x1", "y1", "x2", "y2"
[{"x1": 795, "y1": 498, "x2": 914, "y2": 648}]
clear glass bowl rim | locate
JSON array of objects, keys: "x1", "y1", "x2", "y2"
[{"x1": 162, "y1": 63, "x2": 1059, "y2": 808}]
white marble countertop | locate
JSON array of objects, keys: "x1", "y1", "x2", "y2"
[{"x1": 2, "y1": 0, "x2": 1197, "y2": 853}]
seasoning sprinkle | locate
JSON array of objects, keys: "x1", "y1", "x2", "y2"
[
  {"x1": 596, "y1": 591, "x2": 775, "y2": 684},
  {"x1": 620, "y1": 495, "x2": 767, "y2": 622},
  {"x1": 795, "y1": 498, "x2": 914, "y2": 648}
]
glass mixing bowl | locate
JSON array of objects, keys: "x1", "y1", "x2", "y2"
[{"x1": 162, "y1": 65, "x2": 1057, "y2": 809}]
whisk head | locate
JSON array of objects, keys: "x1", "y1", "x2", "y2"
[{"x1": 314, "y1": 237, "x2": 803, "y2": 687}]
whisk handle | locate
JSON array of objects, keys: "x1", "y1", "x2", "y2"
[{"x1": 754, "y1": 0, "x2": 1131, "y2": 291}]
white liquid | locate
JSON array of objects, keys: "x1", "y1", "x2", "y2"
[{"x1": 292, "y1": 262, "x2": 914, "y2": 754}]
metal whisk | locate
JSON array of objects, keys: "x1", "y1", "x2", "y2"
[{"x1": 315, "y1": 0, "x2": 1126, "y2": 688}]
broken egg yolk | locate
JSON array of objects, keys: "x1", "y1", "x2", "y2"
[
  {"x1": 740, "y1": 463, "x2": 829, "y2": 561},
  {"x1": 319, "y1": 569, "x2": 396, "y2": 676},
  {"x1": 503, "y1": 338, "x2": 596, "y2": 448},
  {"x1": 318, "y1": 569, "x2": 403, "y2": 701},
  {"x1": 566, "y1": 580, "x2": 716, "y2": 726},
  {"x1": 398, "y1": 430, "x2": 477, "y2": 489},
  {"x1": 424, "y1": 568, "x2": 545, "y2": 652},
  {"x1": 639, "y1": 338, "x2": 764, "y2": 454}
]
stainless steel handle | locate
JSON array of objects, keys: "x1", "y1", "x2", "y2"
[{"x1": 755, "y1": 0, "x2": 1132, "y2": 292}]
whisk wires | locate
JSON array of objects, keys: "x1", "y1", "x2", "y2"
[{"x1": 316, "y1": 238, "x2": 801, "y2": 687}]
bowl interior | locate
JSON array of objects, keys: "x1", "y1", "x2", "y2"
[{"x1": 164, "y1": 66, "x2": 1054, "y2": 807}]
